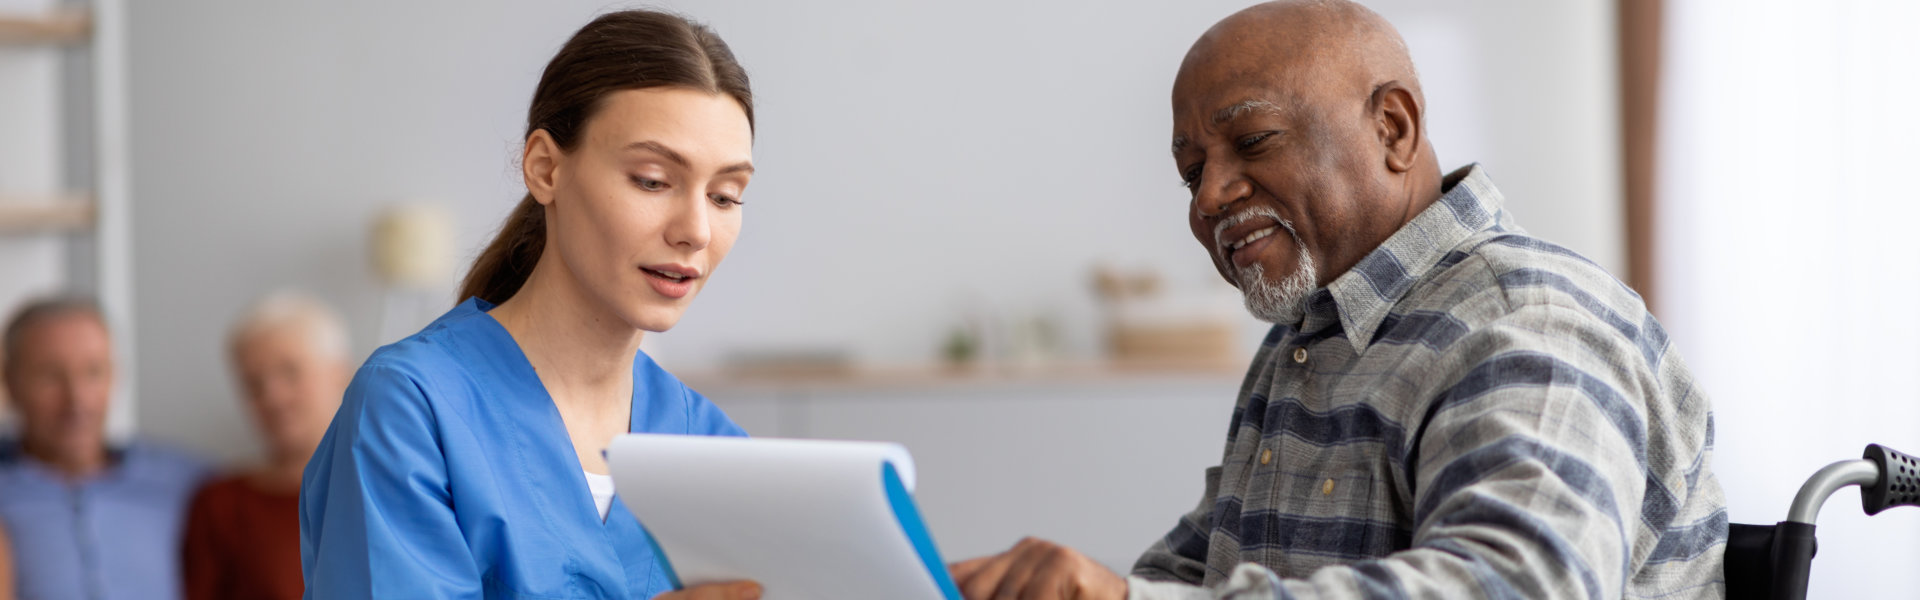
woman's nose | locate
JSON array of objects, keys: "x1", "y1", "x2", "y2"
[{"x1": 664, "y1": 193, "x2": 713, "y2": 250}]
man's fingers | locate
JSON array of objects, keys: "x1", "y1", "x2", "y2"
[
  {"x1": 991, "y1": 546, "x2": 1046, "y2": 600},
  {"x1": 1015, "y1": 540, "x2": 1083, "y2": 600},
  {"x1": 949, "y1": 556, "x2": 993, "y2": 582},
  {"x1": 1025, "y1": 565, "x2": 1075, "y2": 600},
  {"x1": 957, "y1": 552, "x2": 1018, "y2": 600}
]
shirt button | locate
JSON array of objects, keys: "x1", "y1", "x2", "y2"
[
  {"x1": 1259, "y1": 449, "x2": 1272, "y2": 465},
  {"x1": 1292, "y1": 347, "x2": 1308, "y2": 363},
  {"x1": 1322, "y1": 478, "x2": 1335, "y2": 495}
]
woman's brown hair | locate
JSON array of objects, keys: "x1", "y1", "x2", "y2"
[{"x1": 458, "y1": 10, "x2": 754, "y2": 306}]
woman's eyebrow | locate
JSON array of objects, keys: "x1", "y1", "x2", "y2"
[
  {"x1": 623, "y1": 140, "x2": 754, "y2": 175},
  {"x1": 623, "y1": 140, "x2": 690, "y2": 168}
]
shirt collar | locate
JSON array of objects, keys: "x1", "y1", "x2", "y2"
[{"x1": 1298, "y1": 164, "x2": 1510, "y2": 353}]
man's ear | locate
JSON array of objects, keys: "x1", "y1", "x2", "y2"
[
  {"x1": 523, "y1": 129, "x2": 562, "y2": 206},
  {"x1": 1370, "y1": 81, "x2": 1423, "y2": 174}
]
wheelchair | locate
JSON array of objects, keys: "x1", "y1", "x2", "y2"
[{"x1": 1725, "y1": 444, "x2": 1920, "y2": 599}]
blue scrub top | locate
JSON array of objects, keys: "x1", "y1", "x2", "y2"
[{"x1": 300, "y1": 298, "x2": 746, "y2": 599}]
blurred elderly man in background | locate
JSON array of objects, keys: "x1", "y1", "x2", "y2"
[
  {"x1": 951, "y1": 1, "x2": 1725, "y2": 599},
  {"x1": 0, "y1": 298, "x2": 208, "y2": 600},
  {"x1": 183, "y1": 292, "x2": 351, "y2": 600}
]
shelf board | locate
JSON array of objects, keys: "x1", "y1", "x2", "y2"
[
  {"x1": 0, "y1": 194, "x2": 96, "y2": 234},
  {"x1": 678, "y1": 357, "x2": 1246, "y2": 395},
  {"x1": 0, "y1": 9, "x2": 90, "y2": 46}
]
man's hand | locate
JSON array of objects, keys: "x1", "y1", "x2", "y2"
[
  {"x1": 948, "y1": 537, "x2": 1128, "y2": 600},
  {"x1": 652, "y1": 581, "x2": 761, "y2": 600}
]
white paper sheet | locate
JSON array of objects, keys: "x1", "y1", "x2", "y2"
[{"x1": 606, "y1": 434, "x2": 960, "y2": 600}]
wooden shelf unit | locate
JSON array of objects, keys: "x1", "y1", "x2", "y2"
[
  {"x1": 677, "y1": 358, "x2": 1246, "y2": 395},
  {"x1": 0, "y1": 193, "x2": 96, "y2": 233},
  {"x1": 0, "y1": 0, "x2": 131, "y2": 435},
  {"x1": 0, "y1": 9, "x2": 91, "y2": 46}
]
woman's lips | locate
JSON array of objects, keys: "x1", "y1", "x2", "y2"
[{"x1": 642, "y1": 267, "x2": 695, "y2": 299}]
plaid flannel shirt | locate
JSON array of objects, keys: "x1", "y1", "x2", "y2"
[{"x1": 1129, "y1": 165, "x2": 1726, "y2": 600}]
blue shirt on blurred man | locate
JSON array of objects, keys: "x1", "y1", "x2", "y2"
[{"x1": 0, "y1": 298, "x2": 209, "y2": 600}]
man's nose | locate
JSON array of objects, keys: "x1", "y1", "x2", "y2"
[{"x1": 1192, "y1": 164, "x2": 1251, "y2": 219}]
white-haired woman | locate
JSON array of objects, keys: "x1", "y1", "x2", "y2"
[{"x1": 183, "y1": 291, "x2": 351, "y2": 600}]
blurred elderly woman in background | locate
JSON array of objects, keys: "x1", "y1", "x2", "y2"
[
  {"x1": 0, "y1": 520, "x2": 14, "y2": 600},
  {"x1": 182, "y1": 292, "x2": 351, "y2": 600}
]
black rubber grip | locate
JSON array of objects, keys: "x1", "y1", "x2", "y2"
[{"x1": 1862, "y1": 444, "x2": 1920, "y2": 516}]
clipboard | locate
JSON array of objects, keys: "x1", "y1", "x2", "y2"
[{"x1": 606, "y1": 434, "x2": 963, "y2": 600}]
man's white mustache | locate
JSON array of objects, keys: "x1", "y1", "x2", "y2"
[{"x1": 1211, "y1": 206, "x2": 1296, "y2": 260}]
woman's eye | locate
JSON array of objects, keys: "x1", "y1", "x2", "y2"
[
  {"x1": 709, "y1": 193, "x2": 743, "y2": 207},
  {"x1": 632, "y1": 176, "x2": 668, "y2": 191}
]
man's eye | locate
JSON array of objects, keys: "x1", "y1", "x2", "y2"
[
  {"x1": 1236, "y1": 132, "x2": 1275, "y2": 150},
  {"x1": 1181, "y1": 166, "x2": 1203, "y2": 191},
  {"x1": 632, "y1": 176, "x2": 667, "y2": 191}
]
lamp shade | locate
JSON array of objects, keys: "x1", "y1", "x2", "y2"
[{"x1": 370, "y1": 203, "x2": 454, "y2": 289}]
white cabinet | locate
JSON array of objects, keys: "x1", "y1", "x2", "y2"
[{"x1": 692, "y1": 369, "x2": 1244, "y2": 570}]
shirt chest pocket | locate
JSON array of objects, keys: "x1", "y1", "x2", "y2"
[
  {"x1": 1237, "y1": 438, "x2": 1392, "y2": 566},
  {"x1": 1251, "y1": 440, "x2": 1377, "y2": 517}
]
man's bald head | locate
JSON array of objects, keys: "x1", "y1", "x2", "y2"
[
  {"x1": 1172, "y1": 0, "x2": 1443, "y2": 324},
  {"x1": 1176, "y1": 0, "x2": 1426, "y2": 153}
]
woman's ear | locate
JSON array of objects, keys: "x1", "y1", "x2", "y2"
[{"x1": 523, "y1": 130, "x2": 561, "y2": 206}]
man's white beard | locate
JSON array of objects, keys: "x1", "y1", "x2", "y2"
[{"x1": 1233, "y1": 221, "x2": 1317, "y2": 325}]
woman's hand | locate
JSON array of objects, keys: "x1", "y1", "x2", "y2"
[{"x1": 652, "y1": 581, "x2": 762, "y2": 600}]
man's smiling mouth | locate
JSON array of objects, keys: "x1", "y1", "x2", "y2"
[
  {"x1": 1229, "y1": 226, "x2": 1278, "y2": 251},
  {"x1": 1213, "y1": 206, "x2": 1292, "y2": 269}
]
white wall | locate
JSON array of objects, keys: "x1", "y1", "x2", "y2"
[
  {"x1": 110, "y1": 0, "x2": 1648, "y2": 588},
  {"x1": 1657, "y1": 1, "x2": 1920, "y2": 596},
  {"x1": 124, "y1": 0, "x2": 1622, "y2": 465}
]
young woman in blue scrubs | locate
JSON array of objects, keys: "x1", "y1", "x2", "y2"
[{"x1": 301, "y1": 10, "x2": 763, "y2": 600}]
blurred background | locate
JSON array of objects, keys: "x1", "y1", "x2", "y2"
[{"x1": 0, "y1": 0, "x2": 1913, "y2": 597}]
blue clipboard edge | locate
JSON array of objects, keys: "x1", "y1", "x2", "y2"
[
  {"x1": 635, "y1": 461, "x2": 962, "y2": 599},
  {"x1": 883, "y1": 461, "x2": 964, "y2": 600}
]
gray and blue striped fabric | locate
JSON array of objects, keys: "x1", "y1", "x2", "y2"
[{"x1": 1129, "y1": 165, "x2": 1726, "y2": 600}]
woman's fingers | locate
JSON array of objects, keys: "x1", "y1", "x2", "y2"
[{"x1": 652, "y1": 580, "x2": 762, "y2": 600}]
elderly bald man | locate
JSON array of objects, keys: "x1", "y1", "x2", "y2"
[
  {"x1": 183, "y1": 292, "x2": 352, "y2": 600},
  {"x1": 949, "y1": 2, "x2": 1726, "y2": 599}
]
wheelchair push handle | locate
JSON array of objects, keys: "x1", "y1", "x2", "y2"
[{"x1": 1862, "y1": 444, "x2": 1920, "y2": 516}]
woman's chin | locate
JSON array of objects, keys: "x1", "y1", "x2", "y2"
[{"x1": 624, "y1": 305, "x2": 688, "y2": 334}]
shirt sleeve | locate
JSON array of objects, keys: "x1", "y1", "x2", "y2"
[
  {"x1": 1128, "y1": 303, "x2": 1656, "y2": 600},
  {"x1": 1131, "y1": 466, "x2": 1221, "y2": 585},
  {"x1": 301, "y1": 364, "x2": 482, "y2": 600}
]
